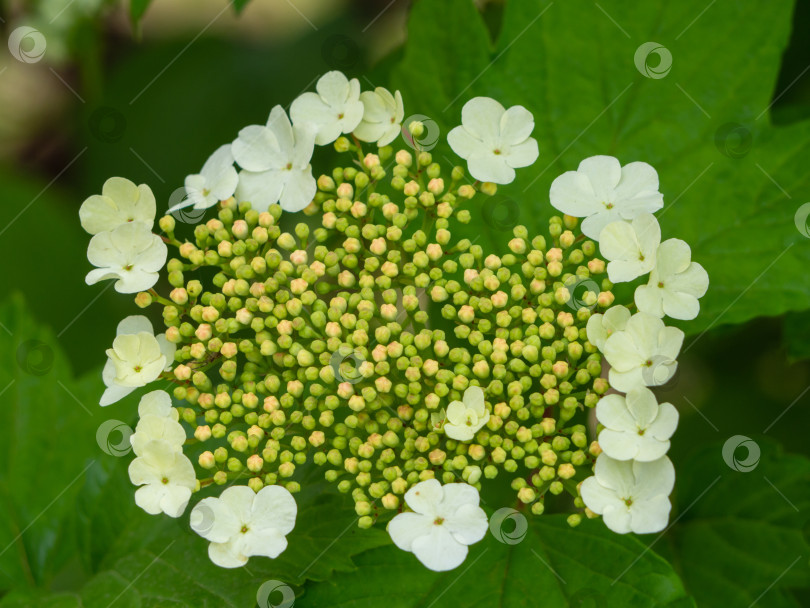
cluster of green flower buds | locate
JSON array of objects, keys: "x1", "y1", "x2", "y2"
[{"x1": 142, "y1": 139, "x2": 613, "y2": 528}]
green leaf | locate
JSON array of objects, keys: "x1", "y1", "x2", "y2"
[
  {"x1": 233, "y1": 0, "x2": 251, "y2": 14},
  {"x1": 782, "y1": 311, "x2": 810, "y2": 362},
  {"x1": 0, "y1": 294, "x2": 104, "y2": 591},
  {"x1": 129, "y1": 0, "x2": 152, "y2": 23},
  {"x1": 391, "y1": 0, "x2": 810, "y2": 334},
  {"x1": 300, "y1": 516, "x2": 695, "y2": 607},
  {"x1": 668, "y1": 440, "x2": 810, "y2": 607}
]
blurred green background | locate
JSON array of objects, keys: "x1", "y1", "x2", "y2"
[{"x1": 1, "y1": 0, "x2": 809, "y2": 606}]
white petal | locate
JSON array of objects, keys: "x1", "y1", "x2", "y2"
[
  {"x1": 580, "y1": 476, "x2": 619, "y2": 515},
  {"x1": 316, "y1": 70, "x2": 351, "y2": 102},
  {"x1": 629, "y1": 495, "x2": 671, "y2": 534},
  {"x1": 467, "y1": 154, "x2": 515, "y2": 184},
  {"x1": 447, "y1": 126, "x2": 486, "y2": 160},
  {"x1": 208, "y1": 539, "x2": 248, "y2": 568},
  {"x1": 411, "y1": 526, "x2": 469, "y2": 571},
  {"x1": 191, "y1": 497, "x2": 240, "y2": 543},
  {"x1": 633, "y1": 456, "x2": 675, "y2": 500},
  {"x1": 444, "y1": 503, "x2": 487, "y2": 545},
  {"x1": 444, "y1": 423, "x2": 476, "y2": 442},
  {"x1": 279, "y1": 169, "x2": 316, "y2": 212},
  {"x1": 602, "y1": 503, "x2": 633, "y2": 534},
  {"x1": 445, "y1": 401, "x2": 467, "y2": 425},
  {"x1": 595, "y1": 394, "x2": 635, "y2": 430},
  {"x1": 242, "y1": 527, "x2": 289, "y2": 559},
  {"x1": 234, "y1": 169, "x2": 284, "y2": 209},
  {"x1": 388, "y1": 512, "x2": 433, "y2": 551},
  {"x1": 460, "y1": 97, "x2": 504, "y2": 142},
  {"x1": 499, "y1": 105, "x2": 534, "y2": 144},
  {"x1": 598, "y1": 429, "x2": 641, "y2": 460},
  {"x1": 634, "y1": 283, "x2": 664, "y2": 318},
  {"x1": 251, "y1": 485, "x2": 297, "y2": 536},
  {"x1": 232, "y1": 125, "x2": 282, "y2": 172},
  {"x1": 578, "y1": 155, "x2": 622, "y2": 201},
  {"x1": 404, "y1": 478, "x2": 442, "y2": 516},
  {"x1": 505, "y1": 138, "x2": 539, "y2": 169},
  {"x1": 549, "y1": 171, "x2": 603, "y2": 218},
  {"x1": 462, "y1": 386, "x2": 485, "y2": 416}
]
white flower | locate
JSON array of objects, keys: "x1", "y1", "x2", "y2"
[
  {"x1": 101, "y1": 316, "x2": 176, "y2": 406},
  {"x1": 290, "y1": 70, "x2": 364, "y2": 145},
  {"x1": 598, "y1": 214, "x2": 660, "y2": 283},
  {"x1": 388, "y1": 479, "x2": 487, "y2": 571},
  {"x1": 353, "y1": 87, "x2": 404, "y2": 147},
  {"x1": 447, "y1": 96, "x2": 539, "y2": 184},
  {"x1": 128, "y1": 439, "x2": 196, "y2": 518},
  {"x1": 85, "y1": 222, "x2": 167, "y2": 294},
  {"x1": 138, "y1": 389, "x2": 179, "y2": 421},
  {"x1": 585, "y1": 305, "x2": 631, "y2": 351},
  {"x1": 232, "y1": 106, "x2": 317, "y2": 212},
  {"x1": 580, "y1": 454, "x2": 674, "y2": 534},
  {"x1": 443, "y1": 386, "x2": 490, "y2": 441},
  {"x1": 596, "y1": 387, "x2": 678, "y2": 461},
  {"x1": 170, "y1": 144, "x2": 238, "y2": 213},
  {"x1": 549, "y1": 156, "x2": 664, "y2": 240},
  {"x1": 635, "y1": 239, "x2": 709, "y2": 321},
  {"x1": 191, "y1": 485, "x2": 297, "y2": 568},
  {"x1": 602, "y1": 312, "x2": 684, "y2": 392},
  {"x1": 79, "y1": 177, "x2": 156, "y2": 234}
]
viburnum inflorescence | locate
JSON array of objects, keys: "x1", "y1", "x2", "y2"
[{"x1": 79, "y1": 70, "x2": 708, "y2": 573}]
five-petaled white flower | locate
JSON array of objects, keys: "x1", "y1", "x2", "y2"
[
  {"x1": 137, "y1": 389, "x2": 179, "y2": 421},
  {"x1": 290, "y1": 70, "x2": 364, "y2": 145},
  {"x1": 85, "y1": 222, "x2": 167, "y2": 294},
  {"x1": 596, "y1": 387, "x2": 679, "y2": 462},
  {"x1": 580, "y1": 454, "x2": 674, "y2": 534},
  {"x1": 79, "y1": 177, "x2": 156, "y2": 234},
  {"x1": 585, "y1": 305, "x2": 631, "y2": 351},
  {"x1": 353, "y1": 86, "x2": 404, "y2": 147},
  {"x1": 602, "y1": 311, "x2": 684, "y2": 392},
  {"x1": 549, "y1": 155, "x2": 664, "y2": 240},
  {"x1": 101, "y1": 316, "x2": 176, "y2": 406},
  {"x1": 443, "y1": 386, "x2": 490, "y2": 441},
  {"x1": 598, "y1": 214, "x2": 660, "y2": 283},
  {"x1": 388, "y1": 479, "x2": 488, "y2": 571},
  {"x1": 128, "y1": 439, "x2": 196, "y2": 518},
  {"x1": 232, "y1": 105, "x2": 317, "y2": 212},
  {"x1": 191, "y1": 485, "x2": 297, "y2": 568},
  {"x1": 635, "y1": 238, "x2": 709, "y2": 320},
  {"x1": 447, "y1": 96, "x2": 539, "y2": 184},
  {"x1": 170, "y1": 144, "x2": 239, "y2": 213}
]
